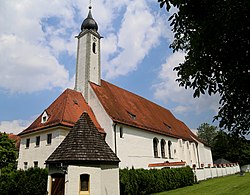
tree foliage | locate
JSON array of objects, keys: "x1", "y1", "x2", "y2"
[
  {"x1": 158, "y1": 0, "x2": 250, "y2": 135},
  {"x1": 0, "y1": 133, "x2": 18, "y2": 170},
  {"x1": 0, "y1": 168, "x2": 48, "y2": 195},
  {"x1": 197, "y1": 123, "x2": 218, "y2": 146},
  {"x1": 212, "y1": 131, "x2": 250, "y2": 165}
]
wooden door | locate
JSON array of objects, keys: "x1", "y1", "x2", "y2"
[{"x1": 51, "y1": 173, "x2": 65, "y2": 195}]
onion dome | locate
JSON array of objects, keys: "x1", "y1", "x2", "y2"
[{"x1": 81, "y1": 6, "x2": 98, "y2": 31}]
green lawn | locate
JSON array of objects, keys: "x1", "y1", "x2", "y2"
[{"x1": 153, "y1": 173, "x2": 250, "y2": 195}]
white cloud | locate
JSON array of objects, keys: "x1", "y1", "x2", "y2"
[
  {"x1": 0, "y1": 120, "x2": 31, "y2": 135},
  {"x1": 102, "y1": 0, "x2": 169, "y2": 79},
  {"x1": 0, "y1": 0, "x2": 82, "y2": 93},
  {"x1": 0, "y1": 34, "x2": 70, "y2": 93},
  {"x1": 154, "y1": 52, "x2": 220, "y2": 115},
  {"x1": 0, "y1": 0, "x2": 170, "y2": 93}
]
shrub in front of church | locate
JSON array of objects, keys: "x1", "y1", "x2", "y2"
[
  {"x1": 120, "y1": 166, "x2": 194, "y2": 195},
  {"x1": 0, "y1": 167, "x2": 48, "y2": 195}
]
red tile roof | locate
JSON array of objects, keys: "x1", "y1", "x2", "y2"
[
  {"x1": 7, "y1": 133, "x2": 21, "y2": 149},
  {"x1": 19, "y1": 89, "x2": 104, "y2": 136},
  {"x1": 46, "y1": 112, "x2": 119, "y2": 164},
  {"x1": 91, "y1": 80, "x2": 196, "y2": 141}
]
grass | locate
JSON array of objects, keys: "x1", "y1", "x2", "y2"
[{"x1": 153, "y1": 173, "x2": 250, "y2": 195}]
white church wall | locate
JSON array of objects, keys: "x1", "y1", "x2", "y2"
[
  {"x1": 115, "y1": 124, "x2": 196, "y2": 169},
  {"x1": 196, "y1": 142, "x2": 213, "y2": 167},
  {"x1": 203, "y1": 145, "x2": 213, "y2": 166},
  {"x1": 18, "y1": 127, "x2": 70, "y2": 169},
  {"x1": 88, "y1": 87, "x2": 115, "y2": 150}
]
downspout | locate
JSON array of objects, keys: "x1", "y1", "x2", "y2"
[{"x1": 113, "y1": 123, "x2": 117, "y2": 155}]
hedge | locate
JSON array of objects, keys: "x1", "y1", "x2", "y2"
[
  {"x1": 0, "y1": 167, "x2": 48, "y2": 195},
  {"x1": 120, "y1": 166, "x2": 194, "y2": 195}
]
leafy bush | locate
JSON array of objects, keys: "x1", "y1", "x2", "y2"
[
  {"x1": 120, "y1": 166, "x2": 194, "y2": 195},
  {"x1": 0, "y1": 167, "x2": 48, "y2": 195}
]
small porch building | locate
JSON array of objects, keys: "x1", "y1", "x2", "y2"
[{"x1": 46, "y1": 112, "x2": 120, "y2": 195}]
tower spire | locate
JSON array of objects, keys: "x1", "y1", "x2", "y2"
[
  {"x1": 89, "y1": 0, "x2": 92, "y2": 8},
  {"x1": 80, "y1": 2, "x2": 98, "y2": 32},
  {"x1": 75, "y1": 5, "x2": 101, "y2": 101}
]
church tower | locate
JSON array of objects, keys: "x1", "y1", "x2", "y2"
[{"x1": 75, "y1": 6, "x2": 101, "y2": 101}]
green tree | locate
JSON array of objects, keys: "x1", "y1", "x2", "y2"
[
  {"x1": 197, "y1": 123, "x2": 218, "y2": 147},
  {"x1": 0, "y1": 168, "x2": 48, "y2": 195},
  {"x1": 212, "y1": 131, "x2": 250, "y2": 165},
  {"x1": 0, "y1": 133, "x2": 18, "y2": 170},
  {"x1": 212, "y1": 131, "x2": 230, "y2": 161},
  {"x1": 158, "y1": 0, "x2": 250, "y2": 135}
]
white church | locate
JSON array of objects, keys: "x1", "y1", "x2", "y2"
[{"x1": 18, "y1": 6, "x2": 213, "y2": 195}]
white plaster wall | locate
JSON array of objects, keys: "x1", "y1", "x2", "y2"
[
  {"x1": 66, "y1": 165, "x2": 102, "y2": 195},
  {"x1": 217, "y1": 168, "x2": 223, "y2": 177},
  {"x1": 88, "y1": 87, "x2": 114, "y2": 150},
  {"x1": 195, "y1": 165, "x2": 240, "y2": 181},
  {"x1": 204, "y1": 145, "x2": 213, "y2": 166},
  {"x1": 197, "y1": 143, "x2": 213, "y2": 167},
  {"x1": 195, "y1": 168, "x2": 206, "y2": 181},
  {"x1": 191, "y1": 137, "x2": 213, "y2": 167},
  {"x1": 75, "y1": 31, "x2": 100, "y2": 97},
  {"x1": 75, "y1": 34, "x2": 88, "y2": 93},
  {"x1": 89, "y1": 34, "x2": 100, "y2": 85},
  {"x1": 101, "y1": 165, "x2": 120, "y2": 195},
  {"x1": 241, "y1": 165, "x2": 250, "y2": 172},
  {"x1": 211, "y1": 168, "x2": 217, "y2": 178},
  {"x1": 115, "y1": 124, "x2": 196, "y2": 169},
  {"x1": 18, "y1": 127, "x2": 70, "y2": 169}
]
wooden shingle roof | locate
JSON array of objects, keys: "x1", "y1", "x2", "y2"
[
  {"x1": 91, "y1": 80, "x2": 197, "y2": 142},
  {"x1": 46, "y1": 112, "x2": 120, "y2": 164},
  {"x1": 19, "y1": 89, "x2": 104, "y2": 136}
]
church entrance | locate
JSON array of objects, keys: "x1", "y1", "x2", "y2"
[{"x1": 51, "y1": 173, "x2": 65, "y2": 195}]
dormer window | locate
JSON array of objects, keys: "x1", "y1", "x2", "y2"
[
  {"x1": 163, "y1": 122, "x2": 171, "y2": 130},
  {"x1": 127, "y1": 111, "x2": 136, "y2": 120},
  {"x1": 41, "y1": 111, "x2": 49, "y2": 123}
]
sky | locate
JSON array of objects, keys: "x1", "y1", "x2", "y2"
[{"x1": 0, "y1": 0, "x2": 222, "y2": 135}]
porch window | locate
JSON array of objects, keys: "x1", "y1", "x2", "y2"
[{"x1": 80, "y1": 174, "x2": 90, "y2": 195}]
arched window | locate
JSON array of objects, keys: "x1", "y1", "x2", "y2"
[
  {"x1": 168, "y1": 141, "x2": 172, "y2": 159},
  {"x1": 153, "y1": 138, "x2": 159, "y2": 158},
  {"x1": 161, "y1": 139, "x2": 166, "y2": 158},
  {"x1": 92, "y1": 42, "x2": 96, "y2": 53},
  {"x1": 80, "y1": 174, "x2": 90, "y2": 194}
]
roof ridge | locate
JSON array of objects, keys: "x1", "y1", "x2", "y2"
[{"x1": 60, "y1": 89, "x2": 71, "y2": 124}]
